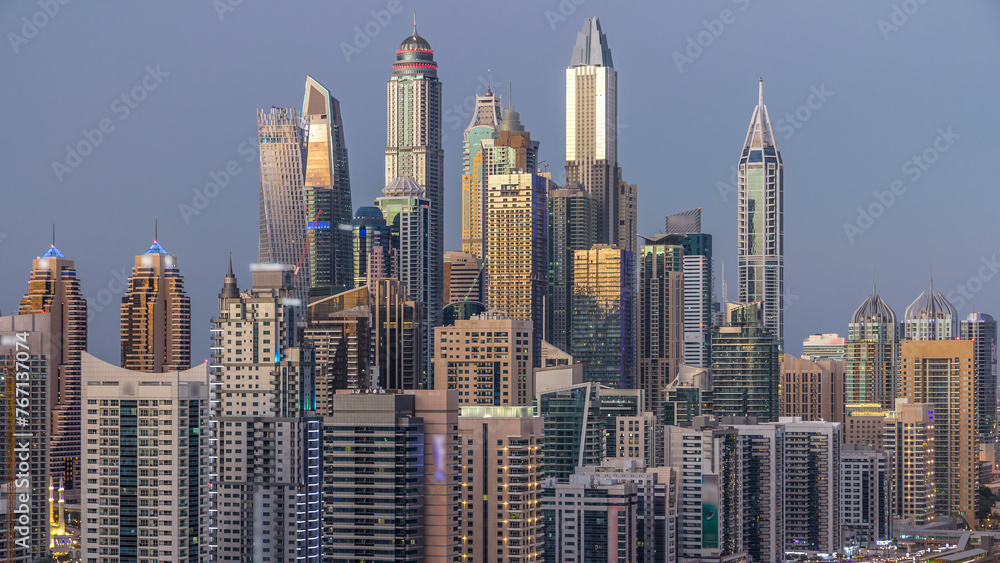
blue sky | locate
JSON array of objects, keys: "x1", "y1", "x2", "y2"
[{"x1": 2, "y1": 0, "x2": 998, "y2": 362}]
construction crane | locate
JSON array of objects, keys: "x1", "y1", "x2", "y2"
[{"x1": 293, "y1": 209, "x2": 324, "y2": 285}]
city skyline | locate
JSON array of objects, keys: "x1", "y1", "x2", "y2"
[{"x1": 3, "y1": 1, "x2": 998, "y2": 366}]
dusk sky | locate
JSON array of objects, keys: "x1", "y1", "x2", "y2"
[{"x1": 2, "y1": 1, "x2": 998, "y2": 363}]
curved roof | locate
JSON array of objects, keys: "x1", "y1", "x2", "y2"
[
  {"x1": 904, "y1": 285, "x2": 956, "y2": 322},
  {"x1": 42, "y1": 245, "x2": 65, "y2": 258},
  {"x1": 145, "y1": 241, "x2": 169, "y2": 255},
  {"x1": 399, "y1": 33, "x2": 431, "y2": 52},
  {"x1": 851, "y1": 288, "x2": 896, "y2": 324},
  {"x1": 355, "y1": 206, "x2": 384, "y2": 220},
  {"x1": 382, "y1": 176, "x2": 425, "y2": 197}
]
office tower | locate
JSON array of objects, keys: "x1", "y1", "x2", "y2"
[
  {"x1": 305, "y1": 286, "x2": 372, "y2": 407},
  {"x1": 458, "y1": 406, "x2": 543, "y2": 562},
  {"x1": 841, "y1": 444, "x2": 892, "y2": 548},
  {"x1": 541, "y1": 475, "x2": 640, "y2": 563},
  {"x1": 211, "y1": 266, "x2": 323, "y2": 563},
  {"x1": 485, "y1": 173, "x2": 547, "y2": 366},
  {"x1": 572, "y1": 245, "x2": 636, "y2": 388},
  {"x1": 961, "y1": 313, "x2": 997, "y2": 437},
  {"x1": 385, "y1": 24, "x2": 443, "y2": 384},
  {"x1": 443, "y1": 251, "x2": 482, "y2": 306},
  {"x1": 18, "y1": 244, "x2": 86, "y2": 497},
  {"x1": 782, "y1": 418, "x2": 841, "y2": 556},
  {"x1": 679, "y1": 230, "x2": 714, "y2": 369},
  {"x1": 664, "y1": 207, "x2": 702, "y2": 234},
  {"x1": 779, "y1": 354, "x2": 845, "y2": 422},
  {"x1": 546, "y1": 184, "x2": 597, "y2": 352},
  {"x1": 725, "y1": 418, "x2": 785, "y2": 563},
  {"x1": 258, "y1": 107, "x2": 310, "y2": 303},
  {"x1": 801, "y1": 333, "x2": 846, "y2": 360},
  {"x1": 120, "y1": 241, "x2": 191, "y2": 373},
  {"x1": 303, "y1": 75, "x2": 353, "y2": 295},
  {"x1": 883, "y1": 398, "x2": 934, "y2": 524},
  {"x1": 376, "y1": 176, "x2": 432, "y2": 384},
  {"x1": 370, "y1": 278, "x2": 423, "y2": 390},
  {"x1": 904, "y1": 278, "x2": 957, "y2": 340},
  {"x1": 712, "y1": 302, "x2": 780, "y2": 422},
  {"x1": 461, "y1": 85, "x2": 502, "y2": 258},
  {"x1": 80, "y1": 353, "x2": 211, "y2": 563},
  {"x1": 323, "y1": 390, "x2": 460, "y2": 562},
  {"x1": 571, "y1": 460, "x2": 678, "y2": 563},
  {"x1": 663, "y1": 365, "x2": 713, "y2": 427},
  {"x1": 351, "y1": 206, "x2": 390, "y2": 289},
  {"x1": 614, "y1": 413, "x2": 660, "y2": 466},
  {"x1": 597, "y1": 388, "x2": 645, "y2": 461},
  {"x1": 664, "y1": 418, "x2": 744, "y2": 563},
  {"x1": 535, "y1": 382, "x2": 606, "y2": 482},
  {"x1": 0, "y1": 315, "x2": 53, "y2": 562},
  {"x1": 566, "y1": 18, "x2": 631, "y2": 250},
  {"x1": 847, "y1": 285, "x2": 899, "y2": 408},
  {"x1": 899, "y1": 339, "x2": 976, "y2": 524},
  {"x1": 638, "y1": 234, "x2": 684, "y2": 414},
  {"x1": 737, "y1": 79, "x2": 784, "y2": 341},
  {"x1": 843, "y1": 403, "x2": 889, "y2": 448},
  {"x1": 434, "y1": 312, "x2": 533, "y2": 406}
]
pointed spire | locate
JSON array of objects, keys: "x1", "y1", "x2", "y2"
[
  {"x1": 487, "y1": 69, "x2": 492, "y2": 94},
  {"x1": 228, "y1": 253, "x2": 234, "y2": 277},
  {"x1": 221, "y1": 253, "x2": 239, "y2": 299},
  {"x1": 758, "y1": 77, "x2": 764, "y2": 114},
  {"x1": 413, "y1": 11, "x2": 417, "y2": 35},
  {"x1": 52, "y1": 224, "x2": 55, "y2": 247}
]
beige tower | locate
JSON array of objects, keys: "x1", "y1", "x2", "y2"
[
  {"x1": 779, "y1": 354, "x2": 845, "y2": 422},
  {"x1": 19, "y1": 244, "x2": 86, "y2": 497},
  {"x1": 898, "y1": 339, "x2": 976, "y2": 525},
  {"x1": 120, "y1": 241, "x2": 191, "y2": 372}
]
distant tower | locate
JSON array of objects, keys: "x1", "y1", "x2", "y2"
[
  {"x1": 712, "y1": 302, "x2": 781, "y2": 422},
  {"x1": 637, "y1": 234, "x2": 685, "y2": 414},
  {"x1": 120, "y1": 241, "x2": 190, "y2": 372},
  {"x1": 351, "y1": 206, "x2": 391, "y2": 288},
  {"x1": 303, "y1": 75, "x2": 354, "y2": 294},
  {"x1": 904, "y1": 277, "x2": 957, "y2": 340},
  {"x1": 664, "y1": 209, "x2": 714, "y2": 368},
  {"x1": 386, "y1": 22, "x2": 443, "y2": 377},
  {"x1": 258, "y1": 106, "x2": 310, "y2": 303},
  {"x1": 547, "y1": 184, "x2": 597, "y2": 352},
  {"x1": 19, "y1": 244, "x2": 86, "y2": 497},
  {"x1": 960, "y1": 313, "x2": 997, "y2": 437},
  {"x1": 461, "y1": 83, "x2": 502, "y2": 258},
  {"x1": 738, "y1": 79, "x2": 784, "y2": 341},
  {"x1": 847, "y1": 285, "x2": 899, "y2": 408}
]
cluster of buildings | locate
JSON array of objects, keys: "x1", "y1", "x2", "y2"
[{"x1": 2, "y1": 15, "x2": 998, "y2": 563}]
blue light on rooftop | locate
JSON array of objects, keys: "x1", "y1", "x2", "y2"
[
  {"x1": 145, "y1": 241, "x2": 168, "y2": 254},
  {"x1": 42, "y1": 245, "x2": 65, "y2": 258}
]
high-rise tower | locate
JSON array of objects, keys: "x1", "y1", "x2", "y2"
[
  {"x1": 738, "y1": 79, "x2": 784, "y2": 341},
  {"x1": 120, "y1": 241, "x2": 191, "y2": 373},
  {"x1": 18, "y1": 245, "x2": 86, "y2": 497},
  {"x1": 846, "y1": 286, "x2": 899, "y2": 408},
  {"x1": 904, "y1": 278, "x2": 957, "y2": 340},
  {"x1": 303, "y1": 75, "x2": 353, "y2": 294},
  {"x1": 461, "y1": 85, "x2": 501, "y2": 258},
  {"x1": 258, "y1": 107, "x2": 310, "y2": 303},
  {"x1": 961, "y1": 313, "x2": 997, "y2": 437},
  {"x1": 386, "y1": 22, "x2": 443, "y2": 380},
  {"x1": 638, "y1": 234, "x2": 684, "y2": 415},
  {"x1": 547, "y1": 184, "x2": 597, "y2": 353},
  {"x1": 565, "y1": 18, "x2": 623, "y2": 249}
]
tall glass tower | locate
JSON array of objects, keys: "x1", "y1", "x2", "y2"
[
  {"x1": 386, "y1": 23, "x2": 443, "y2": 383},
  {"x1": 303, "y1": 75, "x2": 353, "y2": 294},
  {"x1": 846, "y1": 286, "x2": 899, "y2": 408},
  {"x1": 960, "y1": 312, "x2": 997, "y2": 437},
  {"x1": 738, "y1": 79, "x2": 784, "y2": 341},
  {"x1": 461, "y1": 86, "x2": 501, "y2": 259}
]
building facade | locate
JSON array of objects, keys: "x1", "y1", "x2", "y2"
[
  {"x1": 802, "y1": 333, "x2": 846, "y2": 361},
  {"x1": 779, "y1": 354, "x2": 845, "y2": 423},
  {"x1": 541, "y1": 475, "x2": 639, "y2": 563},
  {"x1": 434, "y1": 313, "x2": 533, "y2": 406},
  {"x1": 846, "y1": 287, "x2": 899, "y2": 408},
  {"x1": 737, "y1": 80, "x2": 784, "y2": 341},
  {"x1": 120, "y1": 241, "x2": 191, "y2": 373},
  {"x1": 883, "y1": 398, "x2": 934, "y2": 524},
  {"x1": 712, "y1": 303, "x2": 780, "y2": 422},
  {"x1": 546, "y1": 184, "x2": 597, "y2": 354},
  {"x1": 443, "y1": 251, "x2": 482, "y2": 306},
  {"x1": 351, "y1": 206, "x2": 392, "y2": 289},
  {"x1": 840, "y1": 444, "x2": 891, "y2": 548},
  {"x1": 638, "y1": 234, "x2": 684, "y2": 415},
  {"x1": 960, "y1": 312, "x2": 997, "y2": 437},
  {"x1": 461, "y1": 86, "x2": 502, "y2": 259}
]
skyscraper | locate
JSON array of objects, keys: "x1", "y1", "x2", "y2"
[
  {"x1": 712, "y1": 302, "x2": 781, "y2": 422},
  {"x1": 461, "y1": 85, "x2": 502, "y2": 258},
  {"x1": 351, "y1": 206, "x2": 391, "y2": 288},
  {"x1": 566, "y1": 18, "x2": 630, "y2": 250},
  {"x1": 385, "y1": 23, "x2": 443, "y2": 378},
  {"x1": 780, "y1": 354, "x2": 845, "y2": 422},
  {"x1": 571, "y1": 244, "x2": 636, "y2": 388},
  {"x1": 485, "y1": 172, "x2": 547, "y2": 364},
  {"x1": 120, "y1": 241, "x2": 191, "y2": 373},
  {"x1": 883, "y1": 398, "x2": 935, "y2": 524},
  {"x1": 680, "y1": 235, "x2": 714, "y2": 368},
  {"x1": 546, "y1": 184, "x2": 597, "y2": 353},
  {"x1": 904, "y1": 278, "x2": 957, "y2": 340},
  {"x1": 369, "y1": 278, "x2": 424, "y2": 391},
  {"x1": 638, "y1": 234, "x2": 684, "y2": 414},
  {"x1": 305, "y1": 285, "x2": 372, "y2": 402},
  {"x1": 961, "y1": 312, "x2": 997, "y2": 437},
  {"x1": 18, "y1": 245, "x2": 86, "y2": 497},
  {"x1": 258, "y1": 107, "x2": 310, "y2": 303},
  {"x1": 434, "y1": 313, "x2": 533, "y2": 406},
  {"x1": 847, "y1": 285, "x2": 899, "y2": 408},
  {"x1": 443, "y1": 251, "x2": 482, "y2": 305},
  {"x1": 80, "y1": 353, "x2": 212, "y2": 563},
  {"x1": 737, "y1": 79, "x2": 784, "y2": 341},
  {"x1": 303, "y1": 75, "x2": 353, "y2": 294}
]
